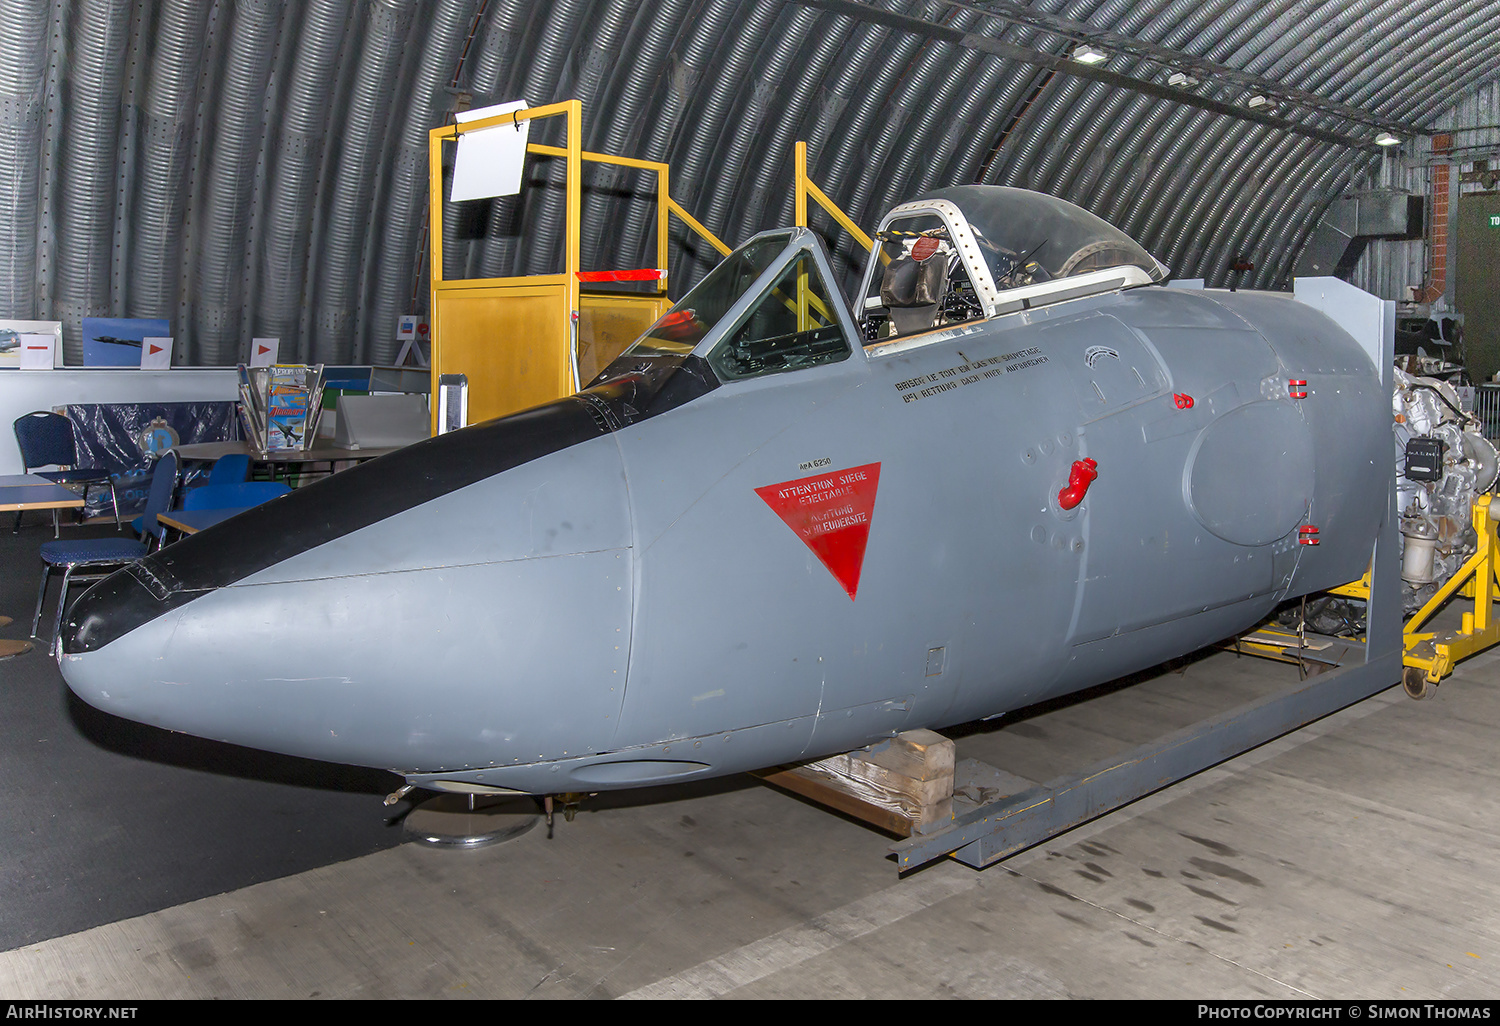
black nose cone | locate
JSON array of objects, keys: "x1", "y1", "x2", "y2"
[{"x1": 63, "y1": 560, "x2": 204, "y2": 655}]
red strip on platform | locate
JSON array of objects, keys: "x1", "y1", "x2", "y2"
[{"x1": 576, "y1": 269, "x2": 663, "y2": 282}]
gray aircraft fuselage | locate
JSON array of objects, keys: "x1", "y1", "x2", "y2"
[{"x1": 59, "y1": 189, "x2": 1388, "y2": 797}]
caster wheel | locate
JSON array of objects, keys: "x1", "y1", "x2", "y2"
[{"x1": 1402, "y1": 665, "x2": 1434, "y2": 701}]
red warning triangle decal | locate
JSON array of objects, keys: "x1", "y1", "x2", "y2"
[
  {"x1": 756, "y1": 462, "x2": 881, "y2": 600},
  {"x1": 149, "y1": 343, "x2": 164, "y2": 355}
]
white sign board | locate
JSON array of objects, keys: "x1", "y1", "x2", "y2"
[
  {"x1": 250, "y1": 337, "x2": 279, "y2": 367},
  {"x1": 18, "y1": 333, "x2": 54, "y2": 370},
  {"x1": 140, "y1": 337, "x2": 173, "y2": 370},
  {"x1": 451, "y1": 100, "x2": 530, "y2": 202}
]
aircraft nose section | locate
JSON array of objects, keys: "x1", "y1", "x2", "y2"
[
  {"x1": 61, "y1": 535, "x2": 635, "y2": 772},
  {"x1": 57, "y1": 397, "x2": 635, "y2": 772}
]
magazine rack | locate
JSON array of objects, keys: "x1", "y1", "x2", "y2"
[{"x1": 238, "y1": 364, "x2": 325, "y2": 455}]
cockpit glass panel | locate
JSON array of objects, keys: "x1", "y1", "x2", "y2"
[
  {"x1": 708, "y1": 254, "x2": 851, "y2": 380},
  {"x1": 921, "y1": 186, "x2": 1163, "y2": 290},
  {"x1": 616, "y1": 233, "x2": 790, "y2": 360}
]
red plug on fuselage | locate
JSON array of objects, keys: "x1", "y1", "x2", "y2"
[{"x1": 1058, "y1": 458, "x2": 1098, "y2": 511}]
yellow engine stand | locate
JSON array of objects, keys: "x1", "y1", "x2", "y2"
[
  {"x1": 1231, "y1": 494, "x2": 1500, "y2": 699},
  {"x1": 1399, "y1": 493, "x2": 1500, "y2": 697}
]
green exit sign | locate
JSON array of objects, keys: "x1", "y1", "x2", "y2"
[{"x1": 1491, "y1": 214, "x2": 1500, "y2": 228}]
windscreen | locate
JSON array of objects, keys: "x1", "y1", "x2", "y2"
[
  {"x1": 613, "y1": 233, "x2": 791, "y2": 360},
  {"x1": 708, "y1": 253, "x2": 851, "y2": 380}
]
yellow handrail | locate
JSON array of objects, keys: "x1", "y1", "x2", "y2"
[
  {"x1": 426, "y1": 100, "x2": 743, "y2": 430},
  {"x1": 665, "y1": 197, "x2": 731, "y2": 257},
  {"x1": 424, "y1": 114, "x2": 876, "y2": 430},
  {"x1": 432, "y1": 103, "x2": 669, "y2": 285},
  {"x1": 794, "y1": 141, "x2": 874, "y2": 254}
]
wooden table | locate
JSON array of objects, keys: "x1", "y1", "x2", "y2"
[
  {"x1": 172, "y1": 440, "x2": 399, "y2": 487},
  {"x1": 1, "y1": 477, "x2": 75, "y2": 654},
  {"x1": 1, "y1": 483, "x2": 85, "y2": 538},
  {"x1": 3, "y1": 473, "x2": 118, "y2": 530},
  {"x1": 4, "y1": 478, "x2": 93, "y2": 656},
  {"x1": 173, "y1": 441, "x2": 399, "y2": 464},
  {"x1": 157, "y1": 508, "x2": 247, "y2": 536}
]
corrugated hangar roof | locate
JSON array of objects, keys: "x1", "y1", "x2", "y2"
[{"x1": 0, "y1": 0, "x2": 1493, "y2": 366}]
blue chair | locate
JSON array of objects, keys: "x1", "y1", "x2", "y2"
[
  {"x1": 208, "y1": 453, "x2": 250, "y2": 485},
  {"x1": 133, "y1": 451, "x2": 242, "y2": 538},
  {"x1": 13, "y1": 411, "x2": 119, "y2": 533},
  {"x1": 33, "y1": 453, "x2": 177, "y2": 655},
  {"x1": 131, "y1": 458, "x2": 186, "y2": 541},
  {"x1": 181, "y1": 480, "x2": 291, "y2": 511}
]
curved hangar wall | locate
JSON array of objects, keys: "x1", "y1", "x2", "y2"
[{"x1": 0, "y1": 0, "x2": 1493, "y2": 365}]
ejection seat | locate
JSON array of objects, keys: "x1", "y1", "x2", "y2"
[{"x1": 879, "y1": 235, "x2": 957, "y2": 336}]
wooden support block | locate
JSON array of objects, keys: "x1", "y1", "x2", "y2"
[{"x1": 755, "y1": 729, "x2": 955, "y2": 837}]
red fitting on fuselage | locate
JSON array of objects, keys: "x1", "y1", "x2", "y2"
[{"x1": 1058, "y1": 458, "x2": 1098, "y2": 511}]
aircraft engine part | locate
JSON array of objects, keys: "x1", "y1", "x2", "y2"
[
  {"x1": 1393, "y1": 367, "x2": 1497, "y2": 610},
  {"x1": 1400, "y1": 517, "x2": 1439, "y2": 585}
]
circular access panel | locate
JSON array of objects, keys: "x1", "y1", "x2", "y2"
[{"x1": 1185, "y1": 400, "x2": 1313, "y2": 547}]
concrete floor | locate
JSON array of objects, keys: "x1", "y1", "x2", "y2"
[{"x1": 2, "y1": 629, "x2": 1498, "y2": 1000}]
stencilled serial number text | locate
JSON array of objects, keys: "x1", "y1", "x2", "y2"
[{"x1": 895, "y1": 348, "x2": 1049, "y2": 403}]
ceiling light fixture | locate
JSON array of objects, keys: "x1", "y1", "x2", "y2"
[
  {"x1": 1375, "y1": 131, "x2": 1401, "y2": 146},
  {"x1": 1245, "y1": 94, "x2": 1270, "y2": 109},
  {"x1": 1071, "y1": 44, "x2": 1108, "y2": 65},
  {"x1": 1167, "y1": 72, "x2": 1200, "y2": 88}
]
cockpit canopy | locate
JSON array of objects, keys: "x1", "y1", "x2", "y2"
[
  {"x1": 861, "y1": 185, "x2": 1167, "y2": 344},
  {"x1": 597, "y1": 187, "x2": 1170, "y2": 389},
  {"x1": 594, "y1": 228, "x2": 855, "y2": 392},
  {"x1": 925, "y1": 185, "x2": 1166, "y2": 288}
]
